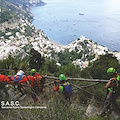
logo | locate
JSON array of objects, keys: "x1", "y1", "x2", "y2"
[
  {"x1": 1, "y1": 101, "x2": 20, "y2": 107},
  {"x1": 1, "y1": 101, "x2": 47, "y2": 109}
]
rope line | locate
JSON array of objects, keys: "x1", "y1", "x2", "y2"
[
  {"x1": 71, "y1": 83, "x2": 95, "y2": 95},
  {"x1": 72, "y1": 82, "x2": 100, "y2": 89},
  {"x1": 46, "y1": 76, "x2": 109, "y2": 83}
]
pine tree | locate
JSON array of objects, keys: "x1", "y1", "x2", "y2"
[{"x1": 29, "y1": 48, "x2": 45, "y2": 71}]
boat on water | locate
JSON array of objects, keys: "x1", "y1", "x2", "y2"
[{"x1": 79, "y1": 13, "x2": 84, "y2": 15}]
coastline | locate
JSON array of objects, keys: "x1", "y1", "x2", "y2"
[
  {"x1": 30, "y1": 0, "x2": 120, "y2": 52},
  {"x1": 30, "y1": 2, "x2": 47, "y2": 7},
  {"x1": 30, "y1": 1, "x2": 63, "y2": 47},
  {"x1": 29, "y1": 1, "x2": 47, "y2": 22}
]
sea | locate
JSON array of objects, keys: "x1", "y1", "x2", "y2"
[{"x1": 31, "y1": 0, "x2": 120, "y2": 52}]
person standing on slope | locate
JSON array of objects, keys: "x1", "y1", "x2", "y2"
[
  {"x1": 53, "y1": 74, "x2": 72, "y2": 105},
  {"x1": 101, "y1": 67, "x2": 120, "y2": 116},
  {"x1": 30, "y1": 69, "x2": 41, "y2": 103}
]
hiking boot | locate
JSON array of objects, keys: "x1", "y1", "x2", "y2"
[{"x1": 100, "y1": 111, "x2": 108, "y2": 117}]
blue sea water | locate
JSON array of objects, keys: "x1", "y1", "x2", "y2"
[{"x1": 31, "y1": 0, "x2": 120, "y2": 52}]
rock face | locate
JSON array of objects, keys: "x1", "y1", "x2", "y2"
[
  {"x1": 110, "y1": 111, "x2": 120, "y2": 120},
  {"x1": 7, "y1": 87, "x2": 16, "y2": 100},
  {"x1": 85, "y1": 104, "x2": 99, "y2": 117}
]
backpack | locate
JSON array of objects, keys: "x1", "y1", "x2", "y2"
[{"x1": 61, "y1": 82, "x2": 72, "y2": 94}]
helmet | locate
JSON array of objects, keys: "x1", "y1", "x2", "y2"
[
  {"x1": 59, "y1": 74, "x2": 66, "y2": 81},
  {"x1": 107, "y1": 68, "x2": 116, "y2": 76},
  {"x1": 30, "y1": 69, "x2": 36, "y2": 74}
]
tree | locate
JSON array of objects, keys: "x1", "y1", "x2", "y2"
[
  {"x1": 80, "y1": 54, "x2": 120, "y2": 79},
  {"x1": 48, "y1": 60, "x2": 58, "y2": 74},
  {"x1": 0, "y1": 55, "x2": 16, "y2": 75},
  {"x1": 57, "y1": 63, "x2": 80, "y2": 77},
  {"x1": 29, "y1": 48, "x2": 45, "y2": 71}
]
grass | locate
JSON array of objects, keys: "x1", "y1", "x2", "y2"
[{"x1": 0, "y1": 80, "x2": 120, "y2": 120}]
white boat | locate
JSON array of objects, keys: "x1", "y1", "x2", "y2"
[{"x1": 79, "y1": 13, "x2": 84, "y2": 15}]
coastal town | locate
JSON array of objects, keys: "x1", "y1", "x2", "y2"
[
  {"x1": 1, "y1": 17, "x2": 120, "y2": 69},
  {"x1": 0, "y1": 0, "x2": 120, "y2": 69},
  {"x1": 1, "y1": 1, "x2": 120, "y2": 119}
]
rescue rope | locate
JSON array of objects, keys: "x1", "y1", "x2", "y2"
[
  {"x1": 71, "y1": 83, "x2": 96, "y2": 96},
  {"x1": 72, "y1": 82, "x2": 100, "y2": 91},
  {"x1": 46, "y1": 76, "x2": 109, "y2": 83}
]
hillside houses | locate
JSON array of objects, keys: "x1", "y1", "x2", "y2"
[{"x1": 1, "y1": 18, "x2": 120, "y2": 69}]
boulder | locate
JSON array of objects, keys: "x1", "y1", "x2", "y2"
[{"x1": 85, "y1": 104, "x2": 99, "y2": 117}]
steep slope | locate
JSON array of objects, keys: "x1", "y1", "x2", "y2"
[
  {"x1": 1, "y1": 0, "x2": 120, "y2": 68},
  {"x1": 0, "y1": 0, "x2": 33, "y2": 21}
]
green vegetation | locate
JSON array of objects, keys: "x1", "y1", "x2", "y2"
[
  {"x1": 0, "y1": 83, "x2": 118, "y2": 120},
  {"x1": 0, "y1": 0, "x2": 33, "y2": 22},
  {"x1": 24, "y1": 25, "x2": 34, "y2": 37},
  {"x1": 0, "y1": 1, "x2": 119, "y2": 118},
  {"x1": 0, "y1": 51, "x2": 120, "y2": 119},
  {"x1": 0, "y1": 50, "x2": 119, "y2": 81},
  {"x1": 57, "y1": 49, "x2": 82, "y2": 65},
  {"x1": 0, "y1": 55, "x2": 16, "y2": 75},
  {"x1": 2, "y1": 28, "x2": 21, "y2": 39},
  {"x1": 0, "y1": 87, "x2": 95, "y2": 120},
  {"x1": 80, "y1": 54, "x2": 120, "y2": 79},
  {"x1": 29, "y1": 48, "x2": 45, "y2": 71},
  {"x1": 0, "y1": 31, "x2": 5, "y2": 37},
  {"x1": 0, "y1": 9, "x2": 13, "y2": 23},
  {"x1": 53, "y1": 42, "x2": 95, "y2": 66},
  {"x1": 5, "y1": 0, "x2": 28, "y2": 10}
]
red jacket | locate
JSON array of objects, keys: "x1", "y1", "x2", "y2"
[{"x1": 31, "y1": 73, "x2": 41, "y2": 87}]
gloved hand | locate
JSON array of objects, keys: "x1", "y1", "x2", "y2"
[
  {"x1": 54, "y1": 81, "x2": 57, "y2": 84},
  {"x1": 27, "y1": 81, "x2": 30, "y2": 84}
]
